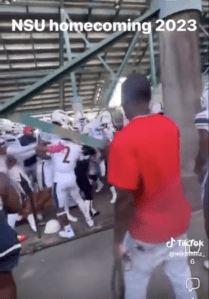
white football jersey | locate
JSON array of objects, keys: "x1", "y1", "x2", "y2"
[
  {"x1": 6, "y1": 141, "x2": 36, "y2": 168},
  {"x1": 195, "y1": 109, "x2": 209, "y2": 132},
  {"x1": 1, "y1": 134, "x2": 20, "y2": 147},
  {"x1": 50, "y1": 138, "x2": 82, "y2": 183}
]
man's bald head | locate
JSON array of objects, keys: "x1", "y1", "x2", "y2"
[
  {"x1": 122, "y1": 74, "x2": 151, "y2": 104},
  {"x1": 121, "y1": 74, "x2": 151, "y2": 120}
]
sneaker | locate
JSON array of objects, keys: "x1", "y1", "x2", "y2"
[
  {"x1": 90, "y1": 210, "x2": 100, "y2": 217},
  {"x1": 203, "y1": 260, "x2": 209, "y2": 270},
  {"x1": 27, "y1": 214, "x2": 37, "y2": 232},
  {"x1": 85, "y1": 217, "x2": 94, "y2": 227},
  {"x1": 18, "y1": 235, "x2": 27, "y2": 242},
  {"x1": 59, "y1": 229, "x2": 75, "y2": 239},
  {"x1": 95, "y1": 180, "x2": 104, "y2": 193}
]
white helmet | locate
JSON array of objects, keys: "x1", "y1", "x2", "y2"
[
  {"x1": 0, "y1": 119, "x2": 14, "y2": 133},
  {"x1": 12, "y1": 123, "x2": 23, "y2": 135},
  {"x1": 51, "y1": 110, "x2": 71, "y2": 127},
  {"x1": 73, "y1": 111, "x2": 88, "y2": 132},
  {"x1": 44, "y1": 219, "x2": 61, "y2": 234},
  {"x1": 99, "y1": 111, "x2": 112, "y2": 127}
]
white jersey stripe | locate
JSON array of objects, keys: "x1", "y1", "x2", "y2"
[{"x1": 0, "y1": 243, "x2": 21, "y2": 258}]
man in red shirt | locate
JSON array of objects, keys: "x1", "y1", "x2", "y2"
[{"x1": 108, "y1": 74, "x2": 196, "y2": 299}]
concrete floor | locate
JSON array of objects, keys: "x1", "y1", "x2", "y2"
[
  {"x1": 16, "y1": 185, "x2": 114, "y2": 255},
  {"x1": 14, "y1": 210, "x2": 209, "y2": 299}
]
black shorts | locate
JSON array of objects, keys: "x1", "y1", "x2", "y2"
[
  {"x1": 0, "y1": 217, "x2": 21, "y2": 271},
  {"x1": 75, "y1": 160, "x2": 92, "y2": 200}
]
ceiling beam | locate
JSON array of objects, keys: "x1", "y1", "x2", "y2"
[{"x1": 0, "y1": 8, "x2": 157, "y2": 116}]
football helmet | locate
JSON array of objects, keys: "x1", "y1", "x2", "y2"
[
  {"x1": 51, "y1": 110, "x2": 71, "y2": 127},
  {"x1": 0, "y1": 119, "x2": 14, "y2": 133},
  {"x1": 44, "y1": 219, "x2": 61, "y2": 234},
  {"x1": 99, "y1": 111, "x2": 112, "y2": 126},
  {"x1": 12, "y1": 123, "x2": 24, "y2": 135},
  {"x1": 73, "y1": 111, "x2": 89, "y2": 132}
]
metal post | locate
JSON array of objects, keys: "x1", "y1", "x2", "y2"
[
  {"x1": 98, "y1": 55, "x2": 115, "y2": 78},
  {"x1": 59, "y1": 2, "x2": 65, "y2": 109},
  {"x1": 103, "y1": 31, "x2": 141, "y2": 107},
  {"x1": 199, "y1": 24, "x2": 209, "y2": 38},
  {"x1": 148, "y1": 24, "x2": 157, "y2": 86},
  {"x1": 61, "y1": 9, "x2": 78, "y2": 98},
  {"x1": 64, "y1": 12, "x2": 116, "y2": 78}
]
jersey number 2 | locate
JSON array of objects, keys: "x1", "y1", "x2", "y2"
[{"x1": 63, "y1": 146, "x2": 70, "y2": 163}]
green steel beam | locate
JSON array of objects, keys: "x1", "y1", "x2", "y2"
[
  {"x1": 0, "y1": 8, "x2": 156, "y2": 116},
  {"x1": 8, "y1": 113, "x2": 105, "y2": 148},
  {"x1": 59, "y1": 2, "x2": 65, "y2": 109},
  {"x1": 61, "y1": 8, "x2": 78, "y2": 98},
  {"x1": 148, "y1": 24, "x2": 157, "y2": 86},
  {"x1": 64, "y1": 12, "x2": 116, "y2": 78},
  {"x1": 102, "y1": 30, "x2": 141, "y2": 107}
]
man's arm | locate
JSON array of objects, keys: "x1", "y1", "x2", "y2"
[
  {"x1": 108, "y1": 134, "x2": 141, "y2": 258},
  {"x1": 114, "y1": 187, "x2": 135, "y2": 244},
  {"x1": 7, "y1": 143, "x2": 36, "y2": 155}
]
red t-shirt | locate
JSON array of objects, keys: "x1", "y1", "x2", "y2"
[{"x1": 108, "y1": 114, "x2": 191, "y2": 243}]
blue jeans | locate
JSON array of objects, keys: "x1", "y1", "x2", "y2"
[{"x1": 122, "y1": 232, "x2": 197, "y2": 299}]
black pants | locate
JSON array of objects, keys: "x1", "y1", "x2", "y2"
[{"x1": 75, "y1": 160, "x2": 92, "y2": 201}]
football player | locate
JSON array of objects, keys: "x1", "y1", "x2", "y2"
[{"x1": 40, "y1": 110, "x2": 94, "y2": 238}]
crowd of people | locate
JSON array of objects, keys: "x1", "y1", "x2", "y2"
[
  {"x1": 0, "y1": 109, "x2": 119, "y2": 237},
  {"x1": 0, "y1": 73, "x2": 208, "y2": 298}
]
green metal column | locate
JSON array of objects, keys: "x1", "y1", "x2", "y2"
[
  {"x1": 103, "y1": 31, "x2": 141, "y2": 107},
  {"x1": 148, "y1": 23, "x2": 157, "y2": 87}
]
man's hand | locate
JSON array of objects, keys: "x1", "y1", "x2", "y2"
[
  {"x1": 36, "y1": 143, "x2": 48, "y2": 156},
  {"x1": 112, "y1": 242, "x2": 127, "y2": 260}
]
